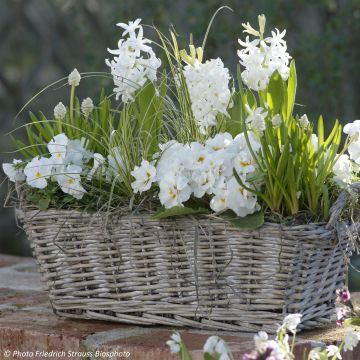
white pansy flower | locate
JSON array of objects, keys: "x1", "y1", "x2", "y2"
[
  {"x1": 54, "y1": 102, "x2": 67, "y2": 120},
  {"x1": 65, "y1": 138, "x2": 91, "y2": 166},
  {"x1": 238, "y1": 26, "x2": 291, "y2": 91},
  {"x1": 344, "y1": 329, "x2": 360, "y2": 352},
  {"x1": 2, "y1": 159, "x2": 25, "y2": 182},
  {"x1": 159, "y1": 175, "x2": 191, "y2": 208},
  {"x1": 131, "y1": 159, "x2": 156, "y2": 194},
  {"x1": 68, "y1": 68, "x2": 81, "y2": 87},
  {"x1": 81, "y1": 97, "x2": 94, "y2": 117},
  {"x1": 271, "y1": 114, "x2": 281, "y2": 129},
  {"x1": 333, "y1": 154, "x2": 353, "y2": 186},
  {"x1": 344, "y1": 120, "x2": 360, "y2": 140},
  {"x1": 245, "y1": 106, "x2": 268, "y2": 135},
  {"x1": 87, "y1": 153, "x2": 105, "y2": 181},
  {"x1": 24, "y1": 156, "x2": 53, "y2": 189},
  {"x1": 56, "y1": 164, "x2": 86, "y2": 199},
  {"x1": 205, "y1": 132, "x2": 233, "y2": 152},
  {"x1": 299, "y1": 114, "x2": 309, "y2": 128},
  {"x1": 282, "y1": 313, "x2": 302, "y2": 334},
  {"x1": 183, "y1": 58, "x2": 231, "y2": 133},
  {"x1": 48, "y1": 133, "x2": 68, "y2": 165},
  {"x1": 233, "y1": 150, "x2": 256, "y2": 175},
  {"x1": 326, "y1": 345, "x2": 342, "y2": 359},
  {"x1": 191, "y1": 170, "x2": 216, "y2": 198},
  {"x1": 106, "y1": 19, "x2": 161, "y2": 103}
]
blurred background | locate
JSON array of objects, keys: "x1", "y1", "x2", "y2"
[{"x1": 0, "y1": 0, "x2": 360, "y2": 284}]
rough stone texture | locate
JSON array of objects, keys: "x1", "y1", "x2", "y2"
[{"x1": 0, "y1": 255, "x2": 358, "y2": 360}]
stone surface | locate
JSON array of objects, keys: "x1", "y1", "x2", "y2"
[{"x1": 0, "y1": 254, "x2": 358, "y2": 360}]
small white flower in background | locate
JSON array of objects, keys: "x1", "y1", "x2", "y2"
[
  {"x1": 56, "y1": 164, "x2": 86, "y2": 199},
  {"x1": 54, "y1": 102, "x2": 67, "y2": 120},
  {"x1": 68, "y1": 68, "x2": 81, "y2": 87},
  {"x1": 326, "y1": 345, "x2": 342, "y2": 359},
  {"x1": 166, "y1": 332, "x2": 181, "y2": 354},
  {"x1": 281, "y1": 313, "x2": 302, "y2": 334},
  {"x1": 347, "y1": 140, "x2": 360, "y2": 164},
  {"x1": 245, "y1": 105, "x2": 268, "y2": 135},
  {"x1": 310, "y1": 134, "x2": 319, "y2": 151},
  {"x1": 183, "y1": 58, "x2": 232, "y2": 134},
  {"x1": 344, "y1": 120, "x2": 360, "y2": 140},
  {"x1": 81, "y1": 97, "x2": 94, "y2": 117},
  {"x1": 86, "y1": 153, "x2": 105, "y2": 181},
  {"x1": 308, "y1": 347, "x2": 322, "y2": 360},
  {"x1": 131, "y1": 159, "x2": 156, "y2": 194},
  {"x1": 203, "y1": 336, "x2": 231, "y2": 360},
  {"x1": 158, "y1": 175, "x2": 191, "y2": 208},
  {"x1": 24, "y1": 156, "x2": 53, "y2": 189},
  {"x1": 116, "y1": 18, "x2": 142, "y2": 37},
  {"x1": 271, "y1": 114, "x2": 282, "y2": 129},
  {"x1": 2, "y1": 159, "x2": 25, "y2": 182},
  {"x1": 343, "y1": 328, "x2": 360, "y2": 352},
  {"x1": 48, "y1": 133, "x2": 68, "y2": 165},
  {"x1": 299, "y1": 114, "x2": 309, "y2": 128},
  {"x1": 333, "y1": 154, "x2": 353, "y2": 186},
  {"x1": 254, "y1": 331, "x2": 269, "y2": 353}
]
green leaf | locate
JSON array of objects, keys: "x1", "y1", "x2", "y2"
[
  {"x1": 38, "y1": 198, "x2": 51, "y2": 211},
  {"x1": 267, "y1": 71, "x2": 285, "y2": 115},
  {"x1": 286, "y1": 60, "x2": 297, "y2": 120},
  {"x1": 179, "y1": 342, "x2": 192, "y2": 360},
  {"x1": 344, "y1": 317, "x2": 360, "y2": 326},
  {"x1": 152, "y1": 206, "x2": 210, "y2": 219},
  {"x1": 204, "y1": 353, "x2": 218, "y2": 360},
  {"x1": 222, "y1": 211, "x2": 264, "y2": 230},
  {"x1": 225, "y1": 90, "x2": 243, "y2": 137}
]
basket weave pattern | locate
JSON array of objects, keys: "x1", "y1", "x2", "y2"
[{"x1": 17, "y1": 207, "x2": 353, "y2": 332}]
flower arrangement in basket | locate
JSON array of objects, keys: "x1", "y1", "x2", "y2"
[{"x1": 3, "y1": 10, "x2": 360, "y2": 332}]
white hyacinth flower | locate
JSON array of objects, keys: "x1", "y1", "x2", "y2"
[
  {"x1": 68, "y1": 68, "x2": 81, "y2": 87},
  {"x1": 333, "y1": 154, "x2": 353, "y2": 186},
  {"x1": 281, "y1": 313, "x2": 302, "y2": 334},
  {"x1": 299, "y1": 114, "x2": 309, "y2": 128},
  {"x1": 24, "y1": 156, "x2": 53, "y2": 189},
  {"x1": 344, "y1": 120, "x2": 360, "y2": 140},
  {"x1": 203, "y1": 336, "x2": 230, "y2": 360},
  {"x1": 343, "y1": 329, "x2": 360, "y2": 352},
  {"x1": 131, "y1": 159, "x2": 156, "y2": 194},
  {"x1": 183, "y1": 58, "x2": 231, "y2": 133},
  {"x1": 56, "y1": 164, "x2": 86, "y2": 199},
  {"x1": 2, "y1": 159, "x2": 25, "y2": 182},
  {"x1": 271, "y1": 114, "x2": 282, "y2": 129},
  {"x1": 116, "y1": 18, "x2": 142, "y2": 37},
  {"x1": 326, "y1": 345, "x2": 342, "y2": 359},
  {"x1": 54, "y1": 102, "x2": 67, "y2": 120},
  {"x1": 166, "y1": 332, "x2": 181, "y2": 354},
  {"x1": 81, "y1": 97, "x2": 94, "y2": 117},
  {"x1": 348, "y1": 140, "x2": 360, "y2": 164},
  {"x1": 245, "y1": 105, "x2": 268, "y2": 135}
]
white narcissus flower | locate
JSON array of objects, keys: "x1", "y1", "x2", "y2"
[
  {"x1": 24, "y1": 156, "x2": 53, "y2": 189},
  {"x1": 2, "y1": 159, "x2": 25, "y2": 182},
  {"x1": 282, "y1": 313, "x2": 302, "y2": 334},
  {"x1": 87, "y1": 153, "x2": 105, "y2": 181},
  {"x1": 299, "y1": 114, "x2": 309, "y2": 128},
  {"x1": 326, "y1": 345, "x2": 342, "y2": 359},
  {"x1": 158, "y1": 175, "x2": 191, "y2": 208},
  {"x1": 166, "y1": 331, "x2": 181, "y2": 354},
  {"x1": 271, "y1": 114, "x2": 281, "y2": 129},
  {"x1": 131, "y1": 159, "x2": 156, "y2": 194},
  {"x1": 245, "y1": 106, "x2": 268, "y2": 135},
  {"x1": 48, "y1": 133, "x2": 69, "y2": 165},
  {"x1": 81, "y1": 97, "x2": 94, "y2": 117},
  {"x1": 333, "y1": 154, "x2": 353, "y2": 186},
  {"x1": 68, "y1": 68, "x2": 81, "y2": 87},
  {"x1": 183, "y1": 58, "x2": 231, "y2": 134},
  {"x1": 344, "y1": 120, "x2": 360, "y2": 140},
  {"x1": 54, "y1": 102, "x2": 67, "y2": 120},
  {"x1": 343, "y1": 329, "x2": 360, "y2": 352},
  {"x1": 56, "y1": 164, "x2": 86, "y2": 199}
]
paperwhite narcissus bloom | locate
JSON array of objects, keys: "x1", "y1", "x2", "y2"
[
  {"x1": 87, "y1": 153, "x2": 105, "y2": 181},
  {"x1": 166, "y1": 332, "x2": 181, "y2": 354},
  {"x1": 343, "y1": 329, "x2": 360, "y2": 352},
  {"x1": 344, "y1": 120, "x2": 360, "y2": 140},
  {"x1": 299, "y1": 114, "x2": 309, "y2": 128},
  {"x1": 2, "y1": 159, "x2": 25, "y2": 182},
  {"x1": 54, "y1": 102, "x2": 67, "y2": 120},
  {"x1": 333, "y1": 154, "x2": 353, "y2": 186},
  {"x1": 106, "y1": 19, "x2": 161, "y2": 103},
  {"x1": 281, "y1": 313, "x2": 302, "y2": 334},
  {"x1": 68, "y1": 68, "x2": 81, "y2": 87},
  {"x1": 131, "y1": 159, "x2": 156, "y2": 194},
  {"x1": 81, "y1": 97, "x2": 94, "y2": 117},
  {"x1": 326, "y1": 345, "x2": 342, "y2": 359},
  {"x1": 48, "y1": 133, "x2": 68, "y2": 165},
  {"x1": 159, "y1": 175, "x2": 191, "y2": 208},
  {"x1": 183, "y1": 58, "x2": 231, "y2": 133},
  {"x1": 238, "y1": 27, "x2": 291, "y2": 91},
  {"x1": 56, "y1": 165, "x2": 86, "y2": 199},
  {"x1": 271, "y1": 114, "x2": 281, "y2": 128},
  {"x1": 245, "y1": 106, "x2": 268, "y2": 135},
  {"x1": 24, "y1": 156, "x2": 53, "y2": 189}
]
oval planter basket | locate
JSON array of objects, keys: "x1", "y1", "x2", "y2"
[{"x1": 15, "y1": 188, "x2": 359, "y2": 333}]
